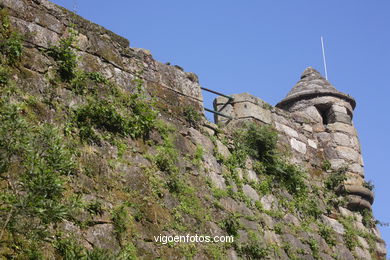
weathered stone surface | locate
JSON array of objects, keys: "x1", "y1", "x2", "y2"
[
  {"x1": 282, "y1": 234, "x2": 311, "y2": 254},
  {"x1": 321, "y1": 215, "x2": 345, "y2": 234},
  {"x1": 332, "y1": 104, "x2": 348, "y2": 114},
  {"x1": 332, "y1": 132, "x2": 352, "y2": 147},
  {"x1": 240, "y1": 218, "x2": 259, "y2": 231},
  {"x1": 226, "y1": 249, "x2": 239, "y2": 260},
  {"x1": 376, "y1": 242, "x2": 387, "y2": 257},
  {"x1": 203, "y1": 154, "x2": 222, "y2": 174},
  {"x1": 290, "y1": 138, "x2": 307, "y2": 154},
  {"x1": 303, "y1": 124, "x2": 313, "y2": 132},
  {"x1": 243, "y1": 184, "x2": 259, "y2": 201},
  {"x1": 329, "y1": 158, "x2": 346, "y2": 169},
  {"x1": 11, "y1": 17, "x2": 60, "y2": 48},
  {"x1": 234, "y1": 102, "x2": 272, "y2": 124},
  {"x1": 204, "y1": 221, "x2": 225, "y2": 237},
  {"x1": 276, "y1": 122, "x2": 299, "y2": 138},
  {"x1": 339, "y1": 207, "x2": 354, "y2": 218},
  {"x1": 208, "y1": 171, "x2": 226, "y2": 190},
  {"x1": 4, "y1": 1, "x2": 385, "y2": 258},
  {"x1": 319, "y1": 253, "x2": 334, "y2": 260},
  {"x1": 301, "y1": 106, "x2": 323, "y2": 123},
  {"x1": 327, "y1": 122, "x2": 357, "y2": 135},
  {"x1": 260, "y1": 194, "x2": 277, "y2": 211},
  {"x1": 84, "y1": 224, "x2": 120, "y2": 253},
  {"x1": 328, "y1": 111, "x2": 352, "y2": 125},
  {"x1": 259, "y1": 213, "x2": 275, "y2": 229},
  {"x1": 264, "y1": 230, "x2": 281, "y2": 245},
  {"x1": 349, "y1": 163, "x2": 364, "y2": 176},
  {"x1": 219, "y1": 197, "x2": 253, "y2": 216},
  {"x1": 354, "y1": 247, "x2": 372, "y2": 260},
  {"x1": 316, "y1": 132, "x2": 331, "y2": 143},
  {"x1": 188, "y1": 128, "x2": 214, "y2": 153},
  {"x1": 357, "y1": 236, "x2": 369, "y2": 249},
  {"x1": 336, "y1": 146, "x2": 360, "y2": 161},
  {"x1": 245, "y1": 169, "x2": 259, "y2": 183},
  {"x1": 307, "y1": 139, "x2": 317, "y2": 149},
  {"x1": 334, "y1": 245, "x2": 355, "y2": 260},
  {"x1": 215, "y1": 139, "x2": 231, "y2": 159},
  {"x1": 283, "y1": 213, "x2": 300, "y2": 226}
]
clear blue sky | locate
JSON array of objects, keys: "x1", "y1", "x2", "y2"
[{"x1": 52, "y1": 0, "x2": 390, "y2": 252}]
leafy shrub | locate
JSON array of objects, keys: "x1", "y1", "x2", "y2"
[
  {"x1": 232, "y1": 122, "x2": 307, "y2": 195},
  {"x1": 221, "y1": 214, "x2": 240, "y2": 236},
  {"x1": 85, "y1": 200, "x2": 104, "y2": 216},
  {"x1": 0, "y1": 100, "x2": 77, "y2": 248},
  {"x1": 112, "y1": 205, "x2": 130, "y2": 236},
  {"x1": 0, "y1": 65, "x2": 9, "y2": 85},
  {"x1": 55, "y1": 237, "x2": 86, "y2": 260},
  {"x1": 321, "y1": 159, "x2": 331, "y2": 171},
  {"x1": 360, "y1": 209, "x2": 375, "y2": 228},
  {"x1": 235, "y1": 122, "x2": 278, "y2": 162},
  {"x1": 307, "y1": 238, "x2": 320, "y2": 259},
  {"x1": 238, "y1": 231, "x2": 269, "y2": 259},
  {"x1": 319, "y1": 223, "x2": 336, "y2": 246},
  {"x1": 339, "y1": 217, "x2": 359, "y2": 250},
  {"x1": 325, "y1": 166, "x2": 347, "y2": 190},
  {"x1": 73, "y1": 82, "x2": 157, "y2": 142},
  {"x1": 151, "y1": 129, "x2": 178, "y2": 174},
  {"x1": 0, "y1": 9, "x2": 23, "y2": 65},
  {"x1": 87, "y1": 71, "x2": 109, "y2": 84},
  {"x1": 183, "y1": 106, "x2": 201, "y2": 127},
  {"x1": 46, "y1": 28, "x2": 78, "y2": 81},
  {"x1": 363, "y1": 180, "x2": 375, "y2": 191}
]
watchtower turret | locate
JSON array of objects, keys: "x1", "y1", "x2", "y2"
[{"x1": 277, "y1": 67, "x2": 373, "y2": 211}]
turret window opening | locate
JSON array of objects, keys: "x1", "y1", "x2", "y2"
[{"x1": 315, "y1": 104, "x2": 331, "y2": 125}]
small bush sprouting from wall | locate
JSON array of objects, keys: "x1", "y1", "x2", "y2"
[{"x1": 231, "y1": 122, "x2": 307, "y2": 195}]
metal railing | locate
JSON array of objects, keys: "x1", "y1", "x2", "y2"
[{"x1": 201, "y1": 87, "x2": 234, "y2": 120}]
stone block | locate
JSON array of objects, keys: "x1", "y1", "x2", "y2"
[
  {"x1": 264, "y1": 230, "x2": 281, "y2": 245},
  {"x1": 328, "y1": 111, "x2": 352, "y2": 125},
  {"x1": 208, "y1": 171, "x2": 226, "y2": 190},
  {"x1": 332, "y1": 104, "x2": 348, "y2": 114},
  {"x1": 188, "y1": 128, "x2": 214, "y2": 154},
  {"x1": 233, "y1": 102, "x2": 272, "y2": 124},
  {"x1": 354, "y1": 247, "x2": 372, "y2": 260},
  {"x1": 308, "y1": 139, "x2": 317, "y2": 149},
  {"x1": 290, "y1": 138, "x2": 307, "y2": 154},
  {"x1": 332, "y1": 132, "x2": 352, "y2": 147},
  {"x1": 85, "y1": 224, "x2": 120, "y2": 253},
  {"x1": 219, "y1": 197, "x2": 253, "y2": 216},
  {"x1": 215, "y1": 139, "x2": 231, "y2": 159},
  {"x1": 376, "y1": 242, "x2": 387, "y2": 257},
  {"x1": 246, "y1": 170, "x2": 259, "y2": 183},
  {"x1": 12, "y1": 17, "x2": 60, "y2": 48},
  {"x1": 276, "y1": 122, "x2": 299, "y2": 138},
  {"x1": 321, "y1": 215, "x2": 345, "y2": 234},
  {"x1": 243, "y1": 184, "x2": 259, "y2": 201},
  {"x1": 301, "y1": 106, "x2": 323, "y2": 123},
  {"x1": 303, "y1": 124, "x2": 313, "y2": 132},
  {"x1": 327, "y1": 122, "x2": 357, "y2": 135},
  {"x1": 336, "y1": 146, "x2": 360, "y2": 162},
  {"x1": 357, "y1": 236, "x2": 369, "y2": 249},
  {"x1": 260, "y1": 194, "x2": 277, "y2": 211},
  {"x1": 349, "y1": 163, "x2": 364, "y2": 176}
]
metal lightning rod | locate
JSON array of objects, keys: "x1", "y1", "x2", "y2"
[
  {"x1": 73, "y1": 0, "x2": 78, "y2": 14},
  {"x1": 321, "y1": 36, "x2": 328, "y2": 80}
]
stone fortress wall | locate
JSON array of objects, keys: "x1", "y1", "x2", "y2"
[
  {"x1": 214, "y1": 68, "x2": 373, "y2": 212},
  {"x1": 1, "y1": 0, "x2": 386, "y2": 258},
  {"x1": 1, "y1": 0, "x2": 204, "y2": 115}
]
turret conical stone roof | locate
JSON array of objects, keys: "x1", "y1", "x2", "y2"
[{"x1": 276, "y1": 67, "x2": 356, "y2": 109}]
